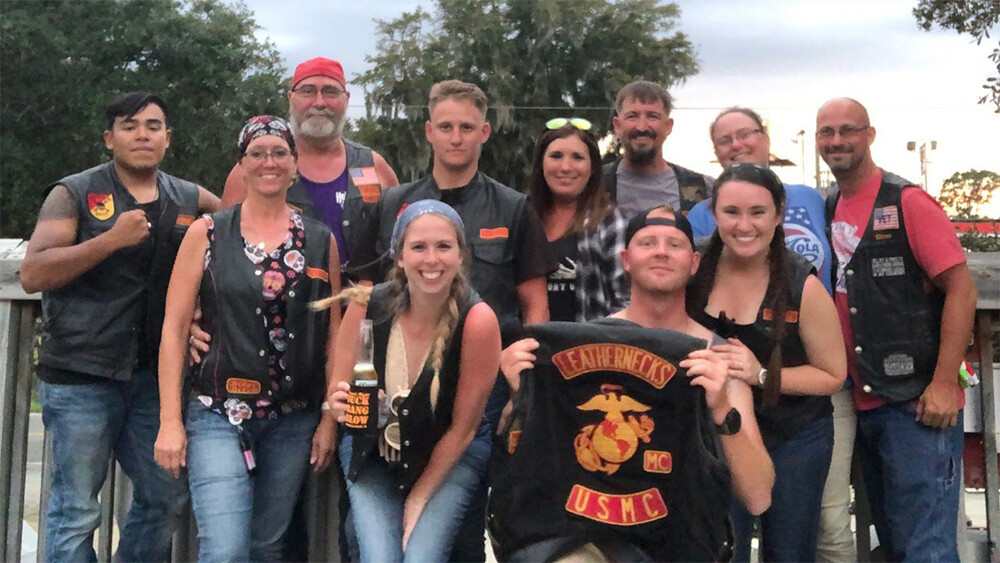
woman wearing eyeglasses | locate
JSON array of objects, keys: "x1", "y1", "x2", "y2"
[
  {"x1": 154, "y1": 115, "x2": 341, "y2": 561},
  {"x1": 687, "y1": 163, "x2": 846, "y2": 562}
]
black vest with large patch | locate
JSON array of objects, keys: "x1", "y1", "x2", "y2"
[
  {"x1": 195, "y1": 205, "x2": 333, "y2": 404},
  {"x1": 284, "y1": 138, "x2": 375, "y2": 266},
  {"x1": 489, "y1": 320, "x2": 732, "y2": 562},
  {"x1": 830, "y1": 171, "x2": 945, "y2": 402},
  {"x1": 345, "y1": 283, "x2": 481, "y2": 491},
  {"x1": 39, "y1": 162, "x2": 199, "y2": 379}
]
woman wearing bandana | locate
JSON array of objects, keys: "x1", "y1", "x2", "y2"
[
  {"x1": 155, "y1": 115, "x2": 341, "y2": 561},
  {"x1": 319, "y1": 200, "x2": 501, "y2": 562}
]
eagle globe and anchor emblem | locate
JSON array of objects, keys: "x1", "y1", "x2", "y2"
[{"x1": 574, "y1": 383, "x2": 655, "y2": 475}]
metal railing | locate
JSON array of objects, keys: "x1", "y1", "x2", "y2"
[{"x1": 2, "y1": 238, "x2": 999, "y2": 561}]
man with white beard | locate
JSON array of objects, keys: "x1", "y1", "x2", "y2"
[{"x1": 221, "y1": 57, "x2": 399, "y2": 277}]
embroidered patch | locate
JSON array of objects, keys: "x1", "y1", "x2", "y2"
[
  {"x1": 574, "y1": 385, "x2": 654, "y2": 475},
  {"x1": 507, "y1": 430, "x2": 521, "y2": 454},
  {"x1": 350, "y1": 166, "x2": 380, "y2": 186},
  {"x1": 305, "y1": 267, "x2": 329, "y2": 281},
  {"x1": 643, "y1": 450, "x2": 673, "y2": 474},
  {"x1": 176, "y1": 214, "x2": 195, "y2": 226},
  {"x1": 479, "y1": 227, "x2": 509, "y2": 240},
  {"x1": 565, "y1": 485, "x2": 668, "y2": 526},
  {"x1": 553, "y1": 344, "x2": 677, "y2": 388},
  {"x1": 88, "y1": 193, "x2": 114, "y2": 220},
  {"x1": 871, "y1": 256, "x2": 905, "y2": 278},
  {"x1": 226, "y1": 378, "x2": 262, "y2": 395},
  {"x1": 873, "y1": 206, "x2": 899, "y2": 231},
  {"x1": 875, "y1": 233, "x2": 893, "y2": 240},
  {"x1": 762, "y1": 309, "x2": 800, "y2": 323},
  {"x1": 883, "y1": 353, "x2": 915, "y2": 377},
  {"x1": 358, "y1": 184, "x2": 381, "y2": 203}
]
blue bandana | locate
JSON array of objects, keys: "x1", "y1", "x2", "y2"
[{"x1": 389, "y1": 199, "x2": 465, "y2": 259}]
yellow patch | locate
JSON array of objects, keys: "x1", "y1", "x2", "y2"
[{"x1": 88, "y1": 193, "x2": 114, "y2": 220}]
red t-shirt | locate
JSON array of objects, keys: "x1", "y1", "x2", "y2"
[{"x1": 830, "y1": 170, "x2": 966, "y2": 411}]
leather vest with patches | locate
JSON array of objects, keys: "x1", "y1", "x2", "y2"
[
  {"x1": 195, "y1": 205, "x2": 333, "y2": 404},
  {"x1": 345, "y1": 283, "x2": 481, "y2": 491},
  {"x1": 830, "y1": 171, "x2": 945, "y2": 402},
  {"x1": 489, "y1": 320, "x2": 732, "y2": 562},
  {"x1": 284, "y1": 138, "x2": 376, "y2": 267},
  {"x1": 601, "y1": 158, "x2": 710, "y2": 213},
  {"x1": 39, "y1": 162, "x2": 199, "y2": 379}
]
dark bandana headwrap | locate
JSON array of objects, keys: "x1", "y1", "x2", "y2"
[{"x1": 237, "y1": 115, "x2": 296, "y2": 154}]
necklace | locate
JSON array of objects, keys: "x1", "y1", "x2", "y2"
[{"x1": 244, "y1": 206, "x2": 286, "y2": 252}]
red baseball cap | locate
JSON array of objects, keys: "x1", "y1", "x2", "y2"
[{"x1": 292, "y1": 57, "x2": 346, "y2": 89}]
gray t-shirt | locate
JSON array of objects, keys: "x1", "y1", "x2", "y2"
[{"x1": 614, "y1": 167, "x2": 680, "y2": 217}]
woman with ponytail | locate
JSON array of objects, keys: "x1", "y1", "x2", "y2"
[
  {"x1": 687, "y1": 163, "x2": 846, "y2": 562},
  {"x1": 323, "y1": 199, "x2": 500, "y2": 561}
]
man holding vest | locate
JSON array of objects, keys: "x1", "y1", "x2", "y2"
[
  {"x1": 819, "y1": 97, "x2": 977, "y2": 561},
  {"x1": 20, "y1": 92, "x2": 220, "y2": 561},
  {"x1": 220, "y1": 57, "x2": 399, "y2": 275},
  {"x1": 603, "y1": 81, "x2": 714, "y2": 217}
]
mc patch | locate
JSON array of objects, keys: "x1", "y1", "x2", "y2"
[
  {"x1": 871, "y1": 256, "x2": 905, "y2": 278},
  {"x1": 225, "y1": 378, "x2": 262, "y2": 395},
  {"x1": 480, "y1": 227, "x2": 509, "y2": 240},
  {"x1": 88, "y1": 193, "x2": 114, "y2": 220},
  {"x1": 883, "y1": 353, "x2": 915, "y2": 377},
  {"x1": 565, "y1": 484, "x2": 668, "y2": 526}
]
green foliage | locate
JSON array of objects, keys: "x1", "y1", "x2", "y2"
[
  {"x1": 938, "y1": 169, "x2": 1000, "y2": 219},
  {"x1": 913, "y1": 0, "x2": 1000, "y2": 112},
  {"x1": 0, "y1": 0, "x2": 287, "y2": 239},
  {"x1": 958, "y1": 231, "x2": 1000, "y2": 252},
  {"x1": 351, "y1": 0, "x2": 699, "y2": 189}
]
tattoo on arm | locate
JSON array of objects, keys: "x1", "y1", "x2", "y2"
[{"x1": 37, "y1": 185, "x2": 80, "y2": 222}]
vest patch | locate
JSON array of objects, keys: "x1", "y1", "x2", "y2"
[
  {"x1": 762, "y1": 308, "x2": 799, "y2": 323},
  {"x1": 88, "y1": 193, "x2": 114, "y2": 220},
  {"x1": 225, "y1": 378, "x2": 262, "y2": 395},
  {"x1": 553, "y1": 344, "x2": 677, "y2": 388},
  {"x1": 643, "y1": 450, "x2": 673, "y2": 474},
  {"x1": 176, "y1": 214, "x2": 195, "y2": 226},
  {"x1": 508, "y1": 430, "x2": 522, "y2": 454},
  {"x1": 306, "y1": 267, "x2": 330, "y2": 281},
  {"x1": 480, "y1": 227, "x2": 509, "y2": 239},
  {"x1": 874, "y1": 206, "x2": 899, "y2": 230},
  {"x1": 883, "y1": 353, "x2": 915, "y2": 376},
  {"x1": 351, "y1": 165, "x2": 382, "y2": 203},
  {"x1": 574, "y1": 385, "x2": 654, "y2": 475},
  {"x1": 565, "y1": 484, "x2": 668, "y2": 526},
  {"x1": 871, "y1": 256, "x2": 905, "y2": 278}
]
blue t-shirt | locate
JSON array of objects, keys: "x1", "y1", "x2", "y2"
[
  {"x1": 688, "y1": 183, "x2": 833, "y2": 295},
  {"x1": 300, "y1": 171, "x2": 349, "y2": 265}
]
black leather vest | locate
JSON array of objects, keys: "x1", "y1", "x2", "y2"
[
  {"x1": 694, "y1": 252, "x2": 831, "y2": 449},
  {"x1": 284, "y1": 138, "x2": 375, "y2": 266},
  {"x1": 39, "y1": 162, "x2": 199, "y2": 379},
  {"x1": 829, "y1": 171, "x2": 945, "y2": 402},
  {"x1": 602, "y1": 158, "x2": 710, "y2": 214},
  {"x1": 345, "y1": 282, "x2": 481, "y2": 490},
  {"x1": 195, "y1": 205, "x2": 333, "y2": 404},
  {"x1": 489, "y1": 320, "x2": 732, "y2": 562}
]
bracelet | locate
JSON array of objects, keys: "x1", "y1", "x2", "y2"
[{"x1": 758, "y1": 368, "x2": 768, "y2": 386}]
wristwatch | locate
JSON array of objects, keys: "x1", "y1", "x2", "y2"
[{"x1": 715, "y1": 408, "x2": 742, "y2": 436}]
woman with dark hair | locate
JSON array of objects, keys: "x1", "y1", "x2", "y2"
[
  {"x1": 688, "y1": 163, "x2": 846, "y2": 562},
  {"x1": 155, "y1": 115, "x2": 340, "y2": 561},
  {"x1": 526, "y1": 119, "x2": 629, "y2": 323},
  {"x1": 323, "y1": 200, "x2": 501, "y2": 561}
]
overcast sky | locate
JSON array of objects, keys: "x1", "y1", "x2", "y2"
[{"x1": 242, "y1": 0, "x2": 998, "y2": 198}]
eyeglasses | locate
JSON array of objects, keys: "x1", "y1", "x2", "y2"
[
  {"x1": 714, "y1": 128, "x2": 762, "y2": 148},
  {"x1": 245, "y1": 148, "x2": 292, "y2": 162},
  {"x1": 816, "y1": 125, "x2": 870, "y2": 140},
  {"x1": 545, "y1": 117, "x2": 592, "y2": 131},
  {"x1": 291, "y1": 85, "x2": 346, "y2": 99}
]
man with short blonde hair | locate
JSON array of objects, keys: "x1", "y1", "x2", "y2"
[{"x1": 428, "y1": 79, "x2": 488, "y2": 116}]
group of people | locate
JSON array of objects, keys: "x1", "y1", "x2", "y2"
[{"x1": 20, "y1": 54, "x2": 977, "y2": 563}]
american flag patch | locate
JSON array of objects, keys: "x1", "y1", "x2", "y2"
[
  {"x1": 350, "y1": 167, "x2": 380, "y2": 186},
  {"x1": 873, "y1": 206, "x2": 899, "y2": 231}
]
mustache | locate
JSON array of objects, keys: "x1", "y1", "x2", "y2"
[
  {"x1": 304, "y1": 108, "x2": 339, "y2": 119},
  {"x1": 824, "y1": 145, "x2": 850, "y2": 153},
  {"x1": 628, "y1": 130, "x2": 656, "y2": 140}
]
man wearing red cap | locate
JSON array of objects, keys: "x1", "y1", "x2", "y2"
[{"x1": 221, "y1": 57, "x2": 399, "y2": 277}]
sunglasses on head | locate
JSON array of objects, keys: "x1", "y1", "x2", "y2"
[{"x1": 545, "y1": 117, "x2": 592, "y2": 131}]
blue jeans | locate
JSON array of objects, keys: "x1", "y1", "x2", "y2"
[
  {"x1": 731, "y1": 413, "x2": 834, "y2": 562},
  {"x1": 857, "y1": 401, "x2": 963, "y2": 562},
  {"x1": 39, "y1": 366, "x2": 188, "y2": 563},
  {"x1": 185, "y1": 399, "x2": 319, "y2": 563},
  {"x1": 338, "y1": 424, "x2": 492, "y2": 562}
]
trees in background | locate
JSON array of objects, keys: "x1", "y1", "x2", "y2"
[
  {"x1": 1, "y1": 0, "x2": 286, "y2": 238},
  {"x1": 939, "y1": 169, "x2": 1000, "y2": 219},
  {"x1": 351, "y1": 0, "x2": 699, "y2": 188}
]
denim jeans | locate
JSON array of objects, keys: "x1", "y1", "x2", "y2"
[
  {"x1": 39, "y1": 366, "x2": 188, "y2": 563},
  {"x1": 338, "y1": 423, "x2": 492, "y2": 562},
  {"x1": 857, "y1": 401, "x2": 963, "y2": 562},
  {"x1": 731, "y1": 413, "x2": 834, "y2": 562},
  {"x1": 185, "y1": 399, "x2": 319, "y2": 563}
]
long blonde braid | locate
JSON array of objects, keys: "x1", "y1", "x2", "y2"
[{"x1": 309, "y1": 285, "x2": 372, "y2": 311}]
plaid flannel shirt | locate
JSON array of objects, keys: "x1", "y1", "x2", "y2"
[{"x1": 575, "y1": 206, "x2": 630, "y2": 321}]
